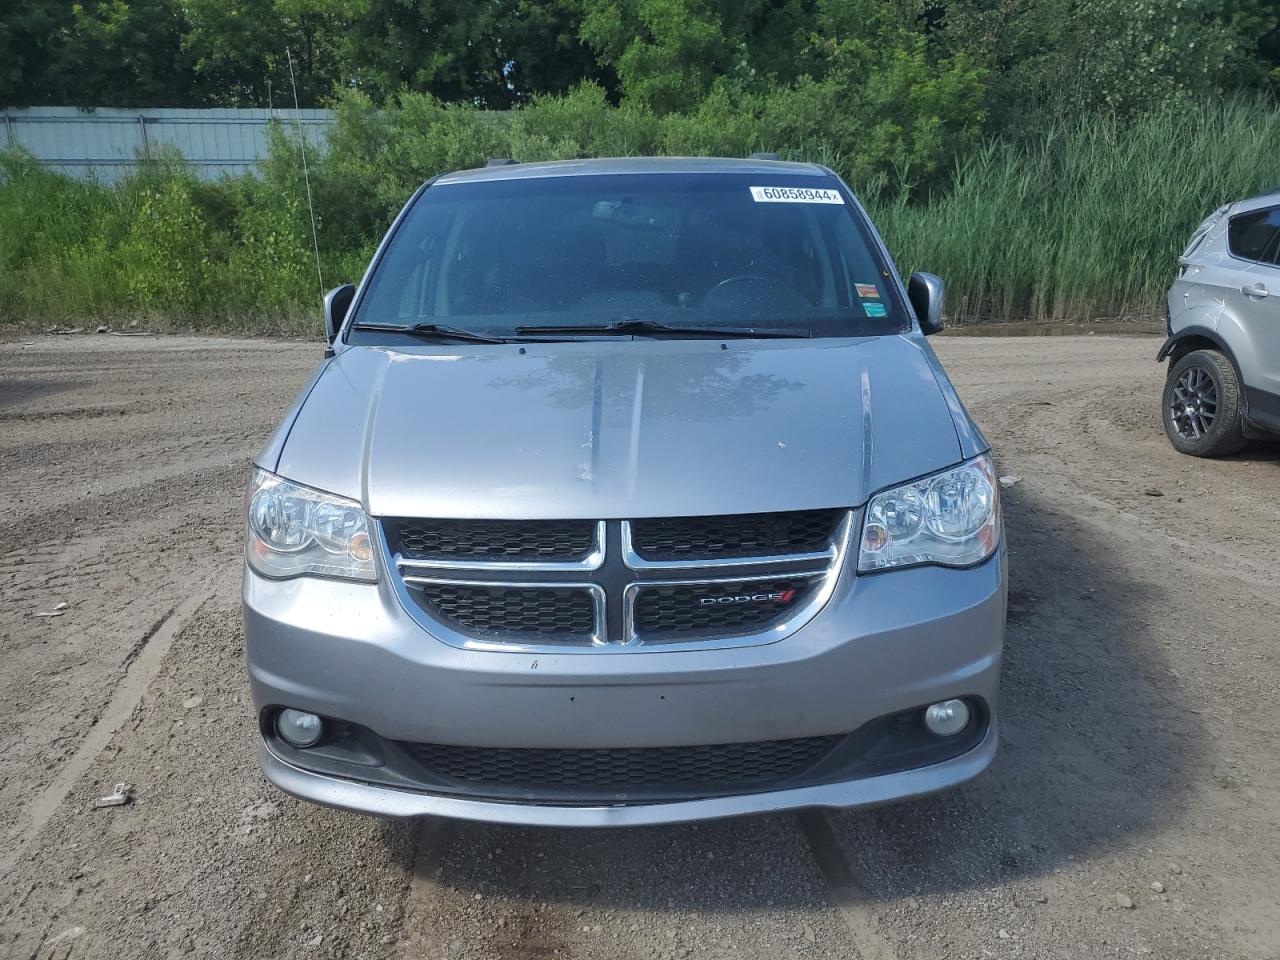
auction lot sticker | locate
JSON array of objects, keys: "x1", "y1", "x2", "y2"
[{"x1": 750, "y1": 186, "x2": 844, "y2": 204}]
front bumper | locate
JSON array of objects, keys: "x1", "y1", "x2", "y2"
[
  {"x1": 244, "y1": 544, "x2": 1006, "y2": 823},
  {"x1": 258, "y1": 722, "x2": 998, "y2": 826}
]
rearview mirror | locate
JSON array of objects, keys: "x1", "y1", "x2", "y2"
[
  {"x1": 323, "y1": 284, "x2": 355, "y2": 344},
  {"x1": 908, "y1": 272, "x2": 944, "y2": 336}
]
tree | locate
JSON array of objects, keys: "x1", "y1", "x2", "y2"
[
  {"x1": 182, "y1": 0, "x2": 347, "y2": 106},
  {"x1": 790, "y1": 0, "x2": 987, "y2": 189},
  {"x1": 1, "y1": 0, "x2": 197, "y2": 107},
  {"x1": 572, "y1": 0, "x2": 985, "y2": 188},
  {"x1": 939, "y1": 0, "x2": 1280, "y2": 129},
  {"x1": 577, "y1": 0, "x2": 813, "y2": 113},
  {"x1": 321, "y1": 0, "x2": 608, "y2": 107},
  {"x1": 0, "y1": 1, "x2": 67, "y2": 106}
]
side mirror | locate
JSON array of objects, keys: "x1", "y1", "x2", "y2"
[
  {"x1": 907, "y1": 272, "x2": 945, "y2": 336},
  {"x1": 323, "y1": 284, "x2": 355, "y2": 344}
]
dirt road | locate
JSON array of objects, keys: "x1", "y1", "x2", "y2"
[{"x1": 1, "y1": 332, "x2": 1277, "y2": 960}]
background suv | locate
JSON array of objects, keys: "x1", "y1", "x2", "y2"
[
  {"x1": 1160, "y1": 189, "x2": 1280, "y2": 455},
  {"x1": 243, "y1": 157, "x2": 1007, "y2": 826}
]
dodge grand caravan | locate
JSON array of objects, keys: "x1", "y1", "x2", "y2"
[{"x1": 244, "y1": 157, "x2": 1007, "y2": 826}]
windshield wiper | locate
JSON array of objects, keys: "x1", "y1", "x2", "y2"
[
  {"x1": 351, "y1": 321, "x2": 520, "y2": 344},
  {"x1": 514, "y1": 319, "x2": 810, "y2": 340}
]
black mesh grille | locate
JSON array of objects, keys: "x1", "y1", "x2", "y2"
[
  {"x1": 388, "y1": 519, "x2": 596, "y2": 562},
  {"x1": 416, "y1": 584, "x2": 594, "y2": 638},
  {"x1": 276, "y1": 706, "x2": 989, "y2": 804},
  {"x1": 400, "y1": 735, "x2": 841, "y2": 795},
  {"x1": 633, "y1": 577, "x2": 815, "y2": 636},
  {"x1": 630, "y1": 510, "x2": 842, "y2": 561}
]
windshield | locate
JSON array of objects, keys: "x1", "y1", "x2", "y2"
[{"x1": 346, "y1": 172, "x2": 909, "y2": 342}]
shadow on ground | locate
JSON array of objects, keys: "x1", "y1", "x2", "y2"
[
  {"x1": 0, "y1": 377, "x2": 73, "y2": 410},
  {"x1": 1225, "y1": 441, "x2": 1280, "y2": 463}
]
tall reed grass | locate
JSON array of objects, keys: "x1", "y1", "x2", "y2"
[
  {"x1": 1, "y1": 97, "x2": 1277, "y2": 331},
  {"x1": 865, "y1": 98, "x2": 1280, "y2": 321}
]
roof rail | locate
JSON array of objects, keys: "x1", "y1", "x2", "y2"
[
  {"x1": 748, "y1": 151, "x2": 779, "y2": 161},
  {"x1": 485, "y1": 158, "x2": 517, "y2": 167}
]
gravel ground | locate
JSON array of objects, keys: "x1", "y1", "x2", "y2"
[{"x1": 1, "y1": 331, "x2": 1277, "y2": 960}]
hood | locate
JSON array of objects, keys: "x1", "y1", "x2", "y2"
[{"x1": 273, "y1": 336, "x2": 964, "y2": 519}]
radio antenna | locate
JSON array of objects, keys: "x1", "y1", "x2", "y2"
[{"x1": 285, "y1": 48, "x2": 324, "y2": 299}]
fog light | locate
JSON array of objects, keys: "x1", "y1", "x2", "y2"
[
  {"x1": 923, "y1": 699, "x2": 970, "y2": 737},
  {"x1": 276, "y1": 709, "x2": 323, "y2": 748}
]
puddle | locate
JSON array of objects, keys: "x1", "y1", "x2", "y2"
[{"x1": 941, "y1": 320, "x2": 1165, "y2": 338}]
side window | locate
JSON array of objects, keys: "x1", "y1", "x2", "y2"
[{"x1": 1228, "y1": 206, "x2": 1280, "y2": 265}]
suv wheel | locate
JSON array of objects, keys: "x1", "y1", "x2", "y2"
[{"x1": 1162, "y1": 350, "x2": 1247, "y2": 457}]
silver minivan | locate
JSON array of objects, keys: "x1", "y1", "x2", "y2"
[
  {"x1": 1160, "y1": 189, "x2": 1280, "y2": 455},
  {"x1": 243, "y1": 157, "x2": 1007, "y2": 826}
]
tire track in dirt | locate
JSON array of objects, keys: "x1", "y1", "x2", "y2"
[{"x1": 0, "y1": 576, "x2": 228, "y2": 875}]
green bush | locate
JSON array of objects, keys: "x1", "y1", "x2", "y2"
[
  {"x1": 0, "y1": 151, "x2": 136, "y2": 322},
  {"x1": 508, "y1": 84, "x2": 660, "y2": 162},
  {"x1": 222, "y1": 182, "x2": 316, "y2": 318},
  {"x1": 118, "y1": 178, "x2": 212, "y2": 314}
]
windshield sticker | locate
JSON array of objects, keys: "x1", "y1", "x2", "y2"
[
  {"x1": 862, "y1": 302, "x2": 888, "y2": 318},
  {"x1": 749, "y1": 186, "x2": 844, "y2": 204},
  {"x1": 856, "y1": 283, "x2": 880, "y2": 299}
]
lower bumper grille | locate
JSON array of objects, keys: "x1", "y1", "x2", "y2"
[
  {"x1": 400, "y1": 735, "x2": 842, "y2": 796},
  {"x1": 265, "y1": 701, "x2": 990, "y2": 805}
]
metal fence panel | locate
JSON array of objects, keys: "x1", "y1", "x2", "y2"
[{"x1": 2, "y1": 107, "x2": 334, "y2": 182}]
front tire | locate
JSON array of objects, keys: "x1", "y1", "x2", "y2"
[{"x1": 1162, "y1": 349, "x2": 1247, "y2": 457}]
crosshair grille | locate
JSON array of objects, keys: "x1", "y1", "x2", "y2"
[{"x1": 388, "y1": 511, "x2": 848, "y2": 650}]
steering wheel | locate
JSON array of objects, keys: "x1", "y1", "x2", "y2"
[{"x1": 706, "y1": 274, "x2": 774, "y2": 298}]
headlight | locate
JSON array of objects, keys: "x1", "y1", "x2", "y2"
[
  {"x1": 245, "y1": 468, "x2": 376, "y2": 581},
  {"x1": 858, "y1": 454, "x2": 1000, "y2": 572}
]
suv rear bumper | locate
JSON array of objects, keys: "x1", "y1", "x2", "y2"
[{"x1": 244, "y1": 545, "x2": 1006, "y2": 822}]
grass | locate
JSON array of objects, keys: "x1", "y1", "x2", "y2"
[
  {"x1": 2, "y1": 97, "x2": 1278, "y2": 333},
  {"x1": 865, "y1": 98, "x2": 1280, "y2": 322}
]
